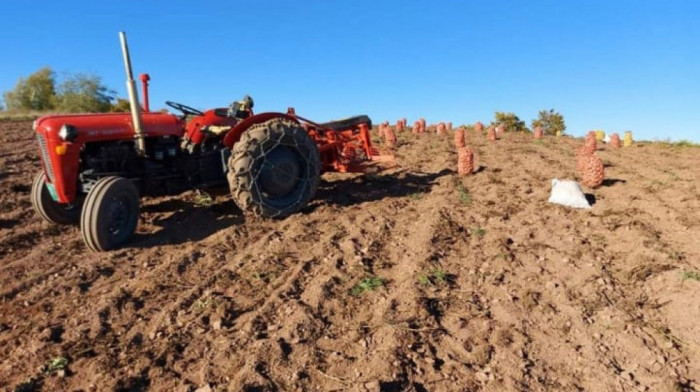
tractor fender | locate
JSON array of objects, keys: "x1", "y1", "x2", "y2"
[{"x1": 223, "y1": 112, "x2": 299, "y2": 149}]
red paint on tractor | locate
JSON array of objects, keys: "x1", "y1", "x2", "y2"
[{"x1": 34, "y1": 112, "x2": 182, "y2": 202}]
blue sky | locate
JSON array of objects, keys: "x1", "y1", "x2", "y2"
[{"x1": 1, "y1": 1, "x2": 698, "y2": 141}]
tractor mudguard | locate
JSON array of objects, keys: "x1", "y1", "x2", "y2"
[{"x1": 222, "y1": 112, "x2": 298, "y2": 149}]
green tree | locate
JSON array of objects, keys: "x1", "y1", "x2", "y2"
[
  {"x1": 493, "y1": 111, "x2": 527, "y2": 132},
  {"x1": 2, "y1": 67, "x2": 56, "y2": 111},
  {"x1": 110, "y1": 98, "x2": 132, "y2": 112},
  {"x1": 55, "y1": 73, "x2": 115, "y2": 113},
  {"x1": 532, "y1": 109, "x2": 566, "y2": 135}
]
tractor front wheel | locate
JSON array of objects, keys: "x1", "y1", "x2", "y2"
[
  {"x1": 228, "y1": 118, "x2": 321, "y2": 218},
  {"x1": 31, "y1": 172, "x2": 82, "y2": 225},
  {"x1": 80, "y1": 176, "x2": 140, "y2": 252}
]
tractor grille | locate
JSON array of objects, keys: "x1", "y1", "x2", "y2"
[{"x1": 36, "y1": 133, "x2": 55, "y2": 182}]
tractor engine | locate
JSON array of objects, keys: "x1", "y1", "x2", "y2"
[
  {"x1": 150, "y1": 136, "x2": 179, "y2": 161},
  {"x1": 82, "y1": 141, "x2": 139, "y2": 176},
  {"x1": 79, "y1": 136, "x2": 184, "y2": 195}
]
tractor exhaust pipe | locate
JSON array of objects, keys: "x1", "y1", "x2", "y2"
[{"x1": 119, "y1": 31, "x2": 147, "y2": 156}]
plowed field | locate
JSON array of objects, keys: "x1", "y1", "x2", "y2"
[{"x1": 1, "y1": 120, "x2": 698, "y2": 391}]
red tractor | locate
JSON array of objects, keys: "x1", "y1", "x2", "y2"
[{"x1": 31, "y1": 32, "x2": 390, "y2": 251}]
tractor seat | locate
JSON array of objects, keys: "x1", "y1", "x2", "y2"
[{"x1": 319, "y1": 115, "x2": 372, "y2": 132}]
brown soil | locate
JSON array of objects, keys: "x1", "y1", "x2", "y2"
[{"x1": 1, "y1": 120, "x2": 699, "y2": 391}]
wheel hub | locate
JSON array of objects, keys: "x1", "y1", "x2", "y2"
[
  {"x1": 107, "y1": 197, "x2": 130, "y2": 235},
  {"x1": 259, "y1": 147, "x2": 301, "y2": 198}
]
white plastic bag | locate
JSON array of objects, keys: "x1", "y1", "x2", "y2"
[{"x1": 548, "y1": 179, "x2": 591, "y2": 209}]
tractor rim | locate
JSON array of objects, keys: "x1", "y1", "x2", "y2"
[
  {"x1": 107, "y1": 195, "x2": 131, "y2": 236},
  {"x1": 258, "y1": 147, "x2": 301, "y2": 198}
]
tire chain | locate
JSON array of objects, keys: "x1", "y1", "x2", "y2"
[{"x1": 227, "y1": 119, "x2": 320, "y2": 218}]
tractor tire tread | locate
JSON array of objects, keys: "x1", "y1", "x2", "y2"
[
  {"x1": 80, "y1": 176, "x2": 139, "y2": 252},
  {"x1": 31, "y1": 172, "x2": 81, "y2": 225},
  {"x1": 81, "y1": 177, "x2": 117, "y2": 252},
  {"x1": 227, "y1": 118, "x2": 320, "y2": 218}
]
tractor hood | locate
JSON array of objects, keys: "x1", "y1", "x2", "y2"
[
  {"x1": 34, "y1": 112, "x2": 183, "y2": 144},
  {"x1": 32, "y1": 111, "x2": 183, "y2": 204}
]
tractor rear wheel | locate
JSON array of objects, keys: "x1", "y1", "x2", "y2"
[
  {"x1": 80, "y1": 176, "x2": 140, "y2": 252},
  {"x1": 227, "y1": 118, "x2": 321, "y2": 218},
  {"x1": 31, "y1": 172, "x2": 81, "y2": 225}
]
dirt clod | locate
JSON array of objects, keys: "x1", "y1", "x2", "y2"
[{"x1": 0, "y1": 121, "x2": 698, "y2": 391}]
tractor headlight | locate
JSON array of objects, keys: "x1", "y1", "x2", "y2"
[{"x1": 58, "y1": 124, "x2": 78, "y2": 142}]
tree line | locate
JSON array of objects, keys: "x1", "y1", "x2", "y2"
[
  {"x1": 494, "y1": 109, "x2": 566, "y2": 136},
  {"x1": 0, "y1": 67, "x2": 130, "y2": 113},
  {"x1": 1, "y1": 67, "x2": 566, "y2": 135}
]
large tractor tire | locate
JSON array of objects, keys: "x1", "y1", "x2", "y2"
[
  {"x1": 31, "y1": 172, "x2": 81, "y2": 225},
  {"x1": 228, "y1": 118, "x2": 321, "y2": 218},
  {"x1": 80, "y1": 176, "x2": 140, "y2": 252}
]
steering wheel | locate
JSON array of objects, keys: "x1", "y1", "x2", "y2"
[{"x1": 165, "y1": 101, "x2": 204, "y2": 116}]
